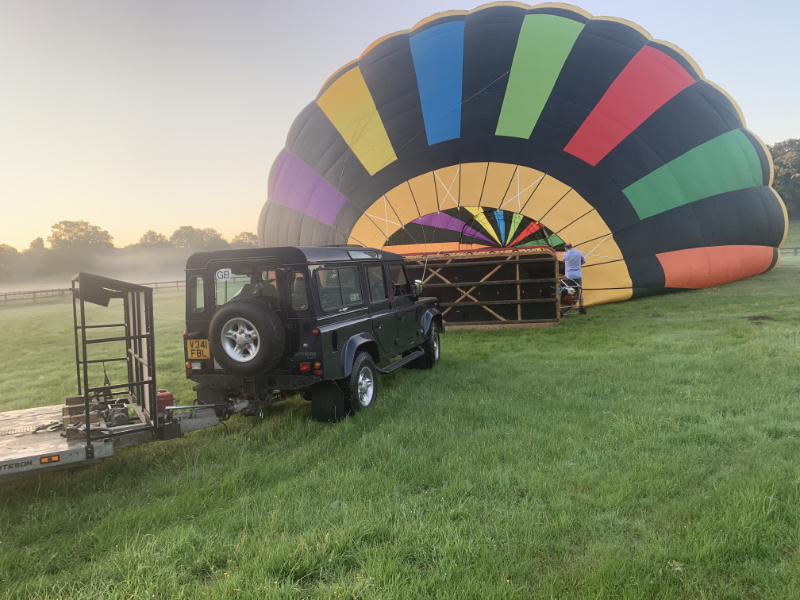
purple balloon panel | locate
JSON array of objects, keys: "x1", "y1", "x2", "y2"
[
  {"x1": 268, "y1": 149, "x2": 348, "y2": 227},
  {"x1": 412, "y1": 212, "x2": 497, "y2": 246}
]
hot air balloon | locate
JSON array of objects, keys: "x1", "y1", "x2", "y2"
[{"x1": 258, "y1": 2, "x2": 787, "y2": 306}]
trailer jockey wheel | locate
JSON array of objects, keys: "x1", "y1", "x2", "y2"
[{"x1": 209, "y1": 298, "x2": 286, "y2": 376}]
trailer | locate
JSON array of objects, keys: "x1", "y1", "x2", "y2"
[{"x1": 0, "y1": 273, "x2": 257, "y2": 481}]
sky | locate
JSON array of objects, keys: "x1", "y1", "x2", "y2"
[{"x1": 0, "y1": 0, "x2": 798, "y2": 250}]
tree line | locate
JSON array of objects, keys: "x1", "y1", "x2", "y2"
[
  {"x1": 770, "y1": 138, "x2": 800, "y2": 220},
  {"x1": 0, "y1": 223, "x2": 258, "y2": 284}
]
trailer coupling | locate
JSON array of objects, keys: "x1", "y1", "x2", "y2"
[{"x1": 158, "y1": 397, "x2": 261, "y2": 439}]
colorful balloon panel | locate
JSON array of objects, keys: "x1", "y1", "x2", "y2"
[{"x1": 258, "y1": 2, "x2": 787, "y2": 306}]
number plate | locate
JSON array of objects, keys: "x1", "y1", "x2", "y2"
[{"x1": 186, "y1": 339, "x2": 210, "y2": 359}]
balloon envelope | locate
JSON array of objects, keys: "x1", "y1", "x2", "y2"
[{"x1": 259, "y1": 2, "x2": 787, "y2": 306}]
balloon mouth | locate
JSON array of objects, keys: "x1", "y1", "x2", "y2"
[
  {"x1": 385, "y1": 207, "x2": 566, "y2": 251},
  {"x1": 458, "y1": 209, "x2": 565, "y2": 250}
]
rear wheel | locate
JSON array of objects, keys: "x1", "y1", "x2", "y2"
[
  {"x1": 407, "y1": 323, "x2": 440, "y2": 370},
  {"x1": 345, "y1": 352, "x2": 378, "y2": 413}
]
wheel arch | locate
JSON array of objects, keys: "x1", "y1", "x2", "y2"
[
  {"x1": 342, "y1": 334, "x2": 380, "y2": 378},
  {"x1": 423, "y1": 308, "x2": 444, "y2": 337}
]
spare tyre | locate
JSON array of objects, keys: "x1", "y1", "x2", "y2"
[{"x1": 209, "y1": 298, "x2": 286, "y2": 376}]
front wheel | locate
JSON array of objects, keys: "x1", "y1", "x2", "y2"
[
  {"x1": 345, "y1": 352, "x2": 378, "y2": 413},
  {"x1": 407, "y1": 323, "x2": 440, "y2": 370}
]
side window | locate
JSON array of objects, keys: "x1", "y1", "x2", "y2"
[
  {"x1": 389, "y1": 264, "x2": 411, "y2": 297},
  {"x1": 316, "y1": 268, "x2": 363, "y2": 310},
  {"x1": 288, "y1": 272, "x2": 308, "y2": 310},
  {"x1": 189, "y1": 276, "x2": 205, "y2": 313},
  {"x1": 366, "y1": 265, "x2": 387, "y2": 302}
]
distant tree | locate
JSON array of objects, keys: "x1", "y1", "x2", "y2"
[
  {"x1": 0, "y1": 247, "x2": 11, "y2": 282},
  {"x1": 231, "y1": 232, "x2": 259, "y2": 248},
  {"x1": 47, "y1": 220, "x2": 114, "y2": 252},
  {"x1": 0, "y1": 244, "x2": 18, "y2": 255},
  {"x1": 138, "y1": 230, "x2": 170, "y2": 245},
  {"x1": 771, "y1": 139, "x2": 800, "y2": 219},
  {"x1": 26, "y1": 237, "x2": 45, "y2": 254},
  {"x1": 39, "y1": 221, "x2": 114, "y2": 275},
  {"x1": 169, "y1": 226, "x2": 229, "y2": 251}
]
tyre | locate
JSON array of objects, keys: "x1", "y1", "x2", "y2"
[
  {"x1": 209, "y1": 298, "x2": 285, "y2": 376},
  {"x1": 407, "y1": 323, "x2": 440, "y2": 370},
  {"x1": 344, "y1": 352, "x2": 378, "y2": 413}
]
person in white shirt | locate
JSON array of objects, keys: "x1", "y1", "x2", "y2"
[{"x1": 562, "y1": 243, "x2": 586, "y2": 314}]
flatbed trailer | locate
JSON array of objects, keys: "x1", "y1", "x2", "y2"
[
  {"x1": 0, "y1": 404, "x2": 115, "y2": 476},
  {"x1": 0, "y1": 273, "x2": 253, "y2": 482}
]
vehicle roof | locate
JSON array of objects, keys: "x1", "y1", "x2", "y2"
[{"x1": 185, "y1": 246, "x2": 403, "y2": 270}]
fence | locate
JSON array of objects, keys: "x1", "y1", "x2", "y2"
[
  {"x1": 1, "y1": 279, "x2": 186, "y2": 308},
  {"x1": 3, "y1": 249, "x2": 798, "y2": 309}
]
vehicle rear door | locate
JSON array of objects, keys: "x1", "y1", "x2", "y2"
[
  {"x1": 365, "y1": 264, "x2": 396, "y2": 357},
  {"x1": 389, "y1": 262, "x2": 419, "y2": 350}
]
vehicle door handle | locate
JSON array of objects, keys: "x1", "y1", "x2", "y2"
[
  {"x1": 398, "y1": 315, "x2": 405, "y2": 321},
  {"x1": 375, "y1": 322, "x2": 382, "y2": 329}
]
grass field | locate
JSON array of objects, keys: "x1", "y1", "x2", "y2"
[{"x1": 1, "y1": 234, "x2": 799, "y2": 599}]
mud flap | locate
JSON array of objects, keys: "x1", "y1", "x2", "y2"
[{"x1": 311, "y1": 381, "x2": 345, "y2": 423}]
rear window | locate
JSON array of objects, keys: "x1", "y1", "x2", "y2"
[
  {"x1": 316, "y1": 268, "x2": 363, "y2": 310},
  {"x1": 214, "y1": 265, "x2": 280, "y2": 308}
]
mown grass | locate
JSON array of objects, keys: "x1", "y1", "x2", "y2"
[{"x1": 1, "y1": 233, "x2": 799, "y2": 599}]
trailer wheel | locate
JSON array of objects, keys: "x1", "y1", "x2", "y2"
[
  {"x1": 209, "y1": 298, "x2": 285, "y2": 376},
  {"x1": 345, "y1": 352, "x2": 378, "y2": 413}
]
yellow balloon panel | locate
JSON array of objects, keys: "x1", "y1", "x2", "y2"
[
  {"x1": 520, "y1": 176, "x2": 572, "y2": 221},
  {"x1": 582, "y1": 286, "x2": 633, "y2": 307},
  {"x1": 347, "y1": 213, "x2": 386, "y2": 248},
  {"x1": 581, "y1": 260, "x2": 633, "y2": 307},
  {"x1": 460, "y1": 163, "x2": 489, "y2": 206},
  {"x1": 500, "y1": 166, "x2": 546, "y2": 212},
  {"x1": 555, "y1": 208, "x2": 613, "y2": 247},
  {"x1": 363, "y1": 196, "x2": 404, "y2": 240},
  {"x1": 537, "y1": 190, "x2": 600, "y2": 240},
  {"x1": 772, "y1": 188, "x2": 788, "y2": 246},
  {"x1": 575, "y1": 235, "x2": 625, "y2": 266},
  {"x1": 434, "y1": 165, "x2": 461, "y2": 210},
  {"x1": 479, "y1": 163, "x2": 518, "y2": 208},
  {"x1": 316, "y1": 67, "x2": 396, "y2": 176},
  {"x1": 407, "y1": 172, "x2": 439, "y2": 216},
  {"x1": 385, "y1": 183, "x2": 420, "y2": 225}
]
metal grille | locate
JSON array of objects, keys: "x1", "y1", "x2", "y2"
[{"x1": 405, "y1": 248, "x2": 560, "y2": 329}]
